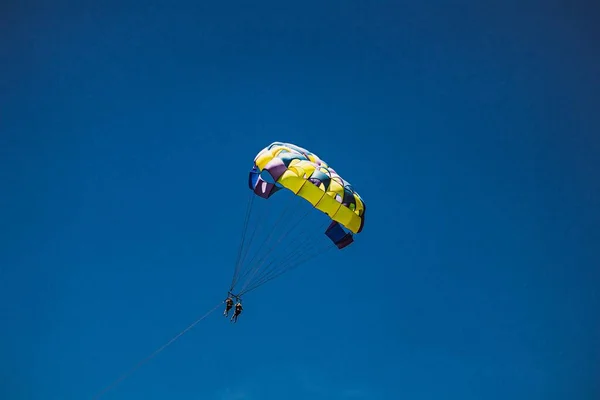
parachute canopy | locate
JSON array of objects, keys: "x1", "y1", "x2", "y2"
[
  {"x1": 228, "y1": 141, "x2": 366, "y2": 297},
  {"x1": 249, "y1": 142, "x2": 366, "y2": 238}
]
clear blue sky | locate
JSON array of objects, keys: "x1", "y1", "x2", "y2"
[{"x1": 1, "y1": 1, "x2": 599, "y2": 399}]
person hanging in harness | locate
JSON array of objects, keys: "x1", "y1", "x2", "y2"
[
  {"x1": 223, "y1": 296, "x2": 234, "y2": 317},
  {"x1": 231, "y1": 301, "x2": 243, "y2": 323}
]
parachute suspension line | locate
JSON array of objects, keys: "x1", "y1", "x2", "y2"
[
  {"x1": 240, "y1": 242, "x2": 336, "y2": 296},
  {"x1": 229, "y1": 193, "x2": 255, "y2": 292},
  {"x1": 231, "y1": 208, "x2": 260, "y2": 290},
  {"x1": 237, "y1": 217, "x2": 331, "y2": 296},
  {"x1": 231, "y1": 195, "x2": 266, "y2": 291},
  {"x1": 247, "y1": 244, "x2": 334, "y2": 294},
  {"x1": 235, "y1": 209, "x2": 292, "y2": 294},
  {"x1": 256, "y1": 239, "x2": 334, "y2": 288},
  {"x1": 265, "y1": 217, "x2": 332, "y2": 274},
  {"x1": 237, "y1": 205, "x2": 313, "y2": 294},
  {"x1": 233, "y1": 201, "x2": 294, "y2": 291},
  {"x1": 238, "y1": 220, "x2": 334, "y2": 295},
  {"x1": 237, "y1": 204, "x2": 311, "y2": 292},
  {"x1": 242, "y1": 217, "x2": 328, "y2": 289},
  {"x1": 91, "y1": 301, "x2": 223, "y2": 400},
  {"x1": 240, "y1": 246, "x2": 305, "y2": 294},
  {"x1": 246, "y1": 238, "x2": 319, "y2": 290}
]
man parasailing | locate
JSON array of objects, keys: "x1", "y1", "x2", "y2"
[
  {"x1": 223, "y1": 296, "x2": 234, "y2": 317},
  {"x1": 231, "y1": 301, "x2": 243, "y2": 323}
]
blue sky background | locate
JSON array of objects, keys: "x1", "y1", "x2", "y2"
[{"x1": 1, "y1": 1, "x2": 599, "y2": 399}]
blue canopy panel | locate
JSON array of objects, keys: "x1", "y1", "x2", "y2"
[
  {"x1": 248, "y1": 165, "x2": 282, "y2": 198},
  {"x1": 325, "y1": 221, "x2": 354, "y2": 249}
]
